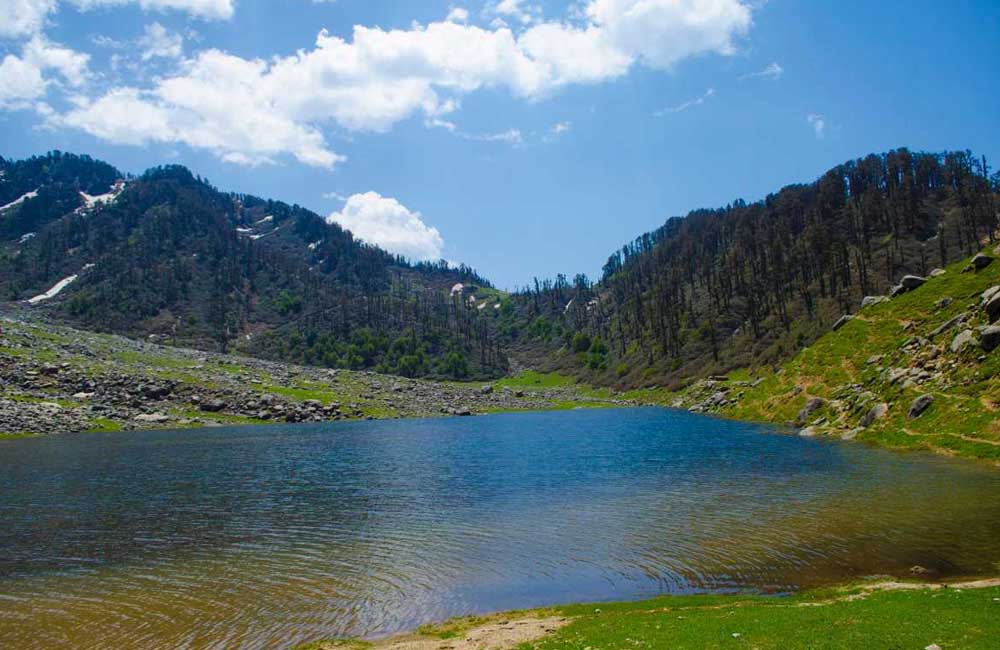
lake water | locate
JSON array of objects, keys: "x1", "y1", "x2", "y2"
[{"x1": 2, "y1": 407, "x2": 1000, "y2": 649}]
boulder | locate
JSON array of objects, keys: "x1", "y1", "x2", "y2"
[
  {"x1": 832, "y1": 315, "x2": 852, "y2": 331},
  {"x1": 797, "y1": 397, "x2": 825, "y2": 425},
  {"x1": 985, "y1": 293, "x2": 1000, "y2": 323},
  {"x1": 964, "y1": 253, "x2": 993, "y2": 272},
  {"x1": 841, "y1": 428, "x2": 863, "y2": 441},
  {"x1": 479, "y1": 384, "x2": 494, "y2": 395},
  {"x1": 929, "y1": 268, "x2": 946, "y2": 277},
  {"x1": 134, "y1": 413, "x2": 170, "y2": 424},
  {"x1": 200, "y1": 399, "x2": 227, "y2": 413},
  {"x1": 982, "y1": 286, "x2": 1000, "y2": 305},
  {"x1": 860, "y1": 402, "x2": 889, "y2": 427},
  {"x1": 900, "y1": 275, "x2": 927, "y2": 290},
  {"x1": 930, "y1": 312, "x2": 967, "y2": 338},
  {"x1": 861, "y1": 295, "x2": 888, "y2": 308},
  {"x1": 908, "y1": 394, "x2": 934, "y2": 419},
  {"x1": 950, "y1": 329, "x2": 976, "y2": 353},
  {"x1": 979, "y1": 325, "x2": 1000, "y2": 352},
  {"x1": 798, "y1": 426, "x2": 819, "y2": 437}
]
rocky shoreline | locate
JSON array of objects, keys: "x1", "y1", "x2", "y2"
[{"x1": 0, "y1": 317, "x2": 630, "y2": 437}]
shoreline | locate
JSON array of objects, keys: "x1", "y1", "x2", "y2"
[{"x1": 294, "y1": 577, "x2": 1000, "y2": 650}]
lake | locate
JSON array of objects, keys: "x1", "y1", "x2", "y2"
[{"x1": 2, "y1": 407, "x2": 1000, "y2": 649}]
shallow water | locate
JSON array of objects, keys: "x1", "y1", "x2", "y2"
[{"x1": 2, "y1": 407, "x2": 1000, "y2": 648}]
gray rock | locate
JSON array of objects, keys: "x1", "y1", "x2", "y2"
[
  {"x1": 479, "y1": 384, "x2": 494, "y2": 395},
  {"x1": 200, "y1": 399, "x2": 227, "y2": 413},
  {"x1": 797, "y1": 397, "x2": 825, "y2": 425},
  {"x1": 900, "y1": 274, "x2": 927, "y2": 290},
  {"x1": 985, "y1": 292, "x2": 1000, "y2": 323},
  {"x1": 966, "y1": 253, "x2": 993, "y2": 272},
  {"x1": 930, "y1": 312, "x2": 967, "y2": 338},
  {"x1": 798, "y1": 426, "x2": 819, "y2": 437},
  {"x1": 979, "y1": 325, "x2": 1000, "y2": 352},
  {"x1": 908, "y1": 394, "x2": 934, "y2": 419},
  {"x1": 950, "y1": 329, "x2": 976, "y2": 353},
  {"x1": 841, "y1": 428, "x2": 863, "y2": 441},
  {"x1": 861, "y1": 295, "x2": 889, "y2": 308},
  {"x1": 861, "y1": 402, "x2": 889, "y2": 427},
  {"x1": 934, "y1": 296, "x2": 953, "y2": 309},
  {"x1": 982, "y1": 286, "x2": 1000, "y2": 305},
  {"x1": 134, "y1": 413, "x2": 170, "y2": 424},
  {"x1": 928, "y1": 268, "x2": 946, "y2": 277},
  {"x1": 832, "y1": 315, "x2": 852, "y2": 331}
]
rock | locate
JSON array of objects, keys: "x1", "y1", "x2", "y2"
[
  {"x1": 890, "y1": 284, "x2": 906, "y2": 297},
  {"x1": 831, "y1": 315, "x2": 852, "y2": 331},
  {"x1": 797, "y1": 397, "x2": 825, "y2": 425},
  {"x1": 865, "y1": 354, "x2": 884, "y2": 365},
  {"x1": 479, "y1": 384, "x2": 493, "y2": 395},
  {"x1": 798, "y1": 426, "x2": 818, "y2": 437},
  {"x1": 200, "y1": 399, "x2": 227, "y2": 413},
  {"x1": 979, "y1": 325, "x2": 1000, "y2": 352},
  {"x1": 901, "y1": 274, "x2": 927, "y2": 290},
  {"x1": 925, "y1": 645, "x2": 942, "y2": 650},
  {"x1": 841, "y1": 428, "x2": 863, "y2": 441},
  {"x1": 985, "y1": 293, "x2": 1000, "y2": 323},
  {"x1": 950, "y1": 329, "x2": 976, "y2": 353},
  {"x1": 909, "y1": 565, "x2": 931, "y2": 575},
  {"x1": 965, "y1": 253, "x2": 993, "y2": 272},
  {"x1": 982, "y1": 286, "x2": 1000, "y2": 305},
  {"x1": 134, "y1": 413, "x2": 170, "y2": 424},
  {"x1": 930, "y1": 312, "x2": 967, "y2": 338},
  {"x1": 908, "y1": 394, "x2": 934, "y2": 419},
  {"x1": 934, "y1": 297, "x2": 953, "y2": 309},
  {"x1": 861, "y1": 402, "x2": 889, "y2": 427},
  {"x1": 861, "y1": 295, "x2": 888, "y2": 308},
  {"x1": 929, "y1": 268, "x2": 946, "y2": 277},
  {"x1": 72, "y1": 392, "x2": 94, "y2": 400}
]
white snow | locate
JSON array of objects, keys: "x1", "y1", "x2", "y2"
[
  {"x1": 494, "y1": 303, "x2": 501, "y2": 310},
  {"x1": 477, "y1": 302, "x2": 486, "y2": 310},
  {"x1": 236, "y1": 227, "x2": 253, "y2": 234},
  {"x1": 26, "y1": 264, "x2": 94, "y2": 304},
  {"x1": 28, "y1": 275, "x2": 79, "y2": 304},
  {"x1": 450, "y1": 283, "x2": 464, "y2": 295},
  {"x1": 308, "y1": 240, "x2": 322, "y2": 251},
  {"x1": 254, "y1": 215, "x2": 274, "y2": 225},
  {"x1": 18, "y1": 232, "x2": 36, "y2": 244},
  {"x1": 0, "y1": 190, "x2": 38, "y2": 212},
  {"x1": 78, "y1": 180, "x2": 126, "y2": 211},
  {"x1": 564, "y1": 298, "x2": 575, "y2": 313}
]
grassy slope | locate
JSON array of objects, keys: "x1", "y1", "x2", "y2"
[{"x1": 627, "y1": 249, "x2": 1000, "y2": 462}]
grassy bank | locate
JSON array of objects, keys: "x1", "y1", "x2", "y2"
[{"x1": 297, "y1": 579, "x2": 1000, "y2": 650}]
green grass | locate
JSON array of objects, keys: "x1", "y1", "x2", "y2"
[
  {"x1": 495, "y1": 370, "x2": 580, "y2": 389},
  {"x1": 529, "y1": 586, "x2": 1000, "y2": 650}
]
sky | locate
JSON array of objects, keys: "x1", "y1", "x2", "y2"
[{"x1": 1, "y1": 1, "x2": 998, "y2": 289}]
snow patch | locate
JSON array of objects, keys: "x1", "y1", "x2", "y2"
[
  {"x1": 254, "y1": 215, "x2": 274, "y2": 225},
  {"x1": 450, "y1": 283, "x2": 464, "y2": 295},
  {"x1": 236, "y1": 226, "x2": 253, "y2": 234},
  {"x1": 307, "y1": 240, "x2": 322, "y2": 251},
  {"x1": 19, "y1": 232, "x2": 36, "y2": 244},
  {"x1": 0, "y1": 190, "x2": 39, "y2": 212},
  {"x1": 26, "y1": 264, "x2": 95, "y2": 304},
  {"x1": 78, "y1": 180, "x2": 126, "y2": 211}
]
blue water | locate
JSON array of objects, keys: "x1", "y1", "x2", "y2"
[{"x1": 1, "y1": 407, "x2": 999, "y2": 649}]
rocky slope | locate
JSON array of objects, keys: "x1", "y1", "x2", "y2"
[
  {"x1": 0, "y1": 316, "x2": 626, "y2": 437},
  {"x1": 633, "y1": 247, "x2": 1000, "y2": 462}
]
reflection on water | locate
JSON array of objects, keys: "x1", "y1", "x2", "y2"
[{"x1": 1, "y1": 407, "x2": 999, "y2": 648}]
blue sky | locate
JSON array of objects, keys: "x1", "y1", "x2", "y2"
[{"x1": 1, "y1": 1, "x2": 998, "y2": 288}]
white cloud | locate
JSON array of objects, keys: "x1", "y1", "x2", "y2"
[
  {"x1": 0, "y1": 0, "x2": 58, "y2": 39},
  {"x1": 654, "y1": 87, "x2": 715, "y2": 116},
  {"x1": 741, "y1": 61, "x2": 783, "y2": 81},
  {"x1": 138, "y1": 22, "x2": 183, "y2": 60},
  {"x1": 0, "y1": 0, "x2": 233, "y2": 38},
  {"x1": 446, "y1": 7, "x2": 469, "y2": 23},
  {"x1": 40, "y1": 0, "x2": 754, "y2": 167},
  {"x1": 0, "y1": 35, "x2": 89, "y2": 109},
  {"x1": 327, "y1": 192, "x2": 445, "y2": 261},
  {"x1": 462, "y1": 128, "x2": 523, "y2": 144},
  {"x1": 551, "y1": 121, "x2": 571, "y2": 135},
  {"x1": 491, "y1": 0, "x2": 541, "y2": 26},
  {"x1": 807, "y1": 113, "x2": 826, "y2": 139}
]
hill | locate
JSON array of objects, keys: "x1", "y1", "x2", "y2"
[
  {"x1": 502, "y1": 149, "x2": 998, "y2": 388},
  {"x1": 0, "y1": 152, "x2": 504, "y2": 379},
  {"x1": 632, "y1": 247, "x2": 1000, "y2": 462}
]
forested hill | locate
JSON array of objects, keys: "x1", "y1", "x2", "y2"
[
  {"x1": 504, "y1": 149, "x2": 999, "y2": 388},
  {"x1": 0, "y1": 152, "x2": 504, "y2": 379}
]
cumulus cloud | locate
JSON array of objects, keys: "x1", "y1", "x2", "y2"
[
  {"x1": 35, "y1": 0, "x2": 754, "y2": 167},
  {"x1": 138, "y1": 22, "x2": 183, "y2": 60},
  {"x1": 0, "y1": 35, "x2": 89, "y2": 109},
  {"x1": 0, "y1": 0, "x2": 58, "y2": 39},
  {"x1": 327, "y1": 192, "x2": 445, "y2": 261},
  {"x1": 446, "y1": 7, "x2": 469, "y2": 23}
]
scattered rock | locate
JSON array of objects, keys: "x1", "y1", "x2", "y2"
[
  {"x1": 479, "y1": 384, "x2": 494, "y2": 395},
  {"x1": 934, "y1": 296, "x2": 953, "y2": 309},
  {"x1": 930, "y1": 312, "x2": 967, "y2": 338},
  {"x1": 841, "y1": 428, "x2": 863, "y2": 441},
  {"x1": 134, "y1": 413, "x2": 170, "y2": 424},
  {"x1": 860, "y1": 402, "x2": 889, "y2": 427},
  {"x1": 798, "y1": 426, "x2": 818, "y2": 437},
  {"x1": 929, "y1": 268, "x2": 946, "y2": 277},
  {"x1": 950, "y1": 329, "x2": 976, "y2": 353},
  {"x1": 908, "y1": 394, "x2": 934, "y2": 419},
  {"x1": 200, "y1": 399, "x2": 227, "y2": 413},
  {"x1": 797, "y1": 397, "x2": 825, "y2": 425}
]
